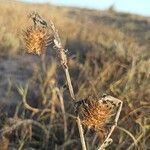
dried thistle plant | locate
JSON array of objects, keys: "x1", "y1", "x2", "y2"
[
  {"x1": 48, "y1": 14, "x2": 87, "y2": 150},
  {"x1": 75, "y1": 95, "x2": 123, "y2": 149},
  {"x1": 21, "y1": 12, "x2": 123, "y2": 150},
  {"x1": 75, "y1": 96, "x2": 115, "y2": 131},
  {"x1": 22, "y1": 12, "x2": 87, "y2": 149},
  {"x1": 23, "y1": 12, "x2": 52, "y2": 55}
]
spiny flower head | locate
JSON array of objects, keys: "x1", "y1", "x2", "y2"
[
  {"x1": 75, "y1": 95, "x2": 116, "y2": 131},
  {"x1": 23, "y1": 26, "x2": 52, "y2": 55}
]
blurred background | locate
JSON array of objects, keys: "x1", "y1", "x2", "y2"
[
  {"x1": 0, "y1": 0, "x2": 149, "y2": 149},
  {"x1": 21, "y1": 0, "x2": 150, "y2": 16}
]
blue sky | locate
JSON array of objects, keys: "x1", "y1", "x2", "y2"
[{"x1": 20, "y1": 0, "x2": 150, "y2": 16}]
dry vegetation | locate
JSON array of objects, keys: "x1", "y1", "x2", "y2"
[{"x1": 0, "y1": 1, "x2": 150, "y2": 150}]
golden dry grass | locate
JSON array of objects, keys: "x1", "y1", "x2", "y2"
[{"x1": 0, "y1": 1, "x2": 150, "y2": 150}]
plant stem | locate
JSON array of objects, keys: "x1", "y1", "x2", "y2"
[
  {"x1": 55, "y1": 88, "x2": 68, "y2": 140},
  {"x1": 49, "y1": 19, "x2": 87, "y2": 150},
  {"x1": 64, "y1": 68, "x2": 75, "y2": 100},
  {"x1": 64, "y1": 67, "x2": 87, "y2": 150},
  {"x1": 77, "y1": 116, "x2": 87, "y2": 150}
]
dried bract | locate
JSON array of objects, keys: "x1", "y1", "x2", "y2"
[
  {"x1": 76, "y1": 96, "x2": 117, "y2": 132},
  {"x1": 23, "y1": 26, "x2": 52, "y2": 55}
]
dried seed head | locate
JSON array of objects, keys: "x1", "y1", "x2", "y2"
[
  {"x1": 23, "y1": 26, "x2": 52, "y2": 55},
  {"x1": 76, "y1": 96, "x2": 116, "y2": 131},
  {"x1": 28, "y1": 11, "x2": 48, "y2": 28}
]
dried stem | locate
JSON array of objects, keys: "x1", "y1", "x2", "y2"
[
  {"x1": 55, "y1": 87, "x2": 68, "y2": 140},
  {"x1": 49, "y1": 89, "x2": 56, "y2": 130},
  {"x1": 127, "y1": 133, "x2": 144, "y2": 150},
  {"x1": 64, "y1": 66, "x2": 87, "y2": 150},
  {"x1": 49, "y1": 20, "x2": 87, "y2": 150},
  {"x1": 17, "y1": 84, "x2": 51, "y2": 113},
  {"x1": 64, "y1": 68, "x2": 75, "y2": 100},
  {"x1": 77, "y1": 116, "x2": 87, "y2": 150},
  {"x1": 116, "y1": 126, "x2": 137, "y2": 147},
  {"x1": 0, "y1": 118, "x2": 48, "y2": 138},
  {"x1": 98, "y1": 97, "x2": 123, "y2": 150}
]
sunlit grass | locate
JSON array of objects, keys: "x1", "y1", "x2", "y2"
[{"x1": 0, "y1": 1, "x2": 149, "y2": 150}]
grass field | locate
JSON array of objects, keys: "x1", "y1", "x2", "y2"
[{"x1": 0, "y1": 1, "x2": 150, "y2": 150}]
